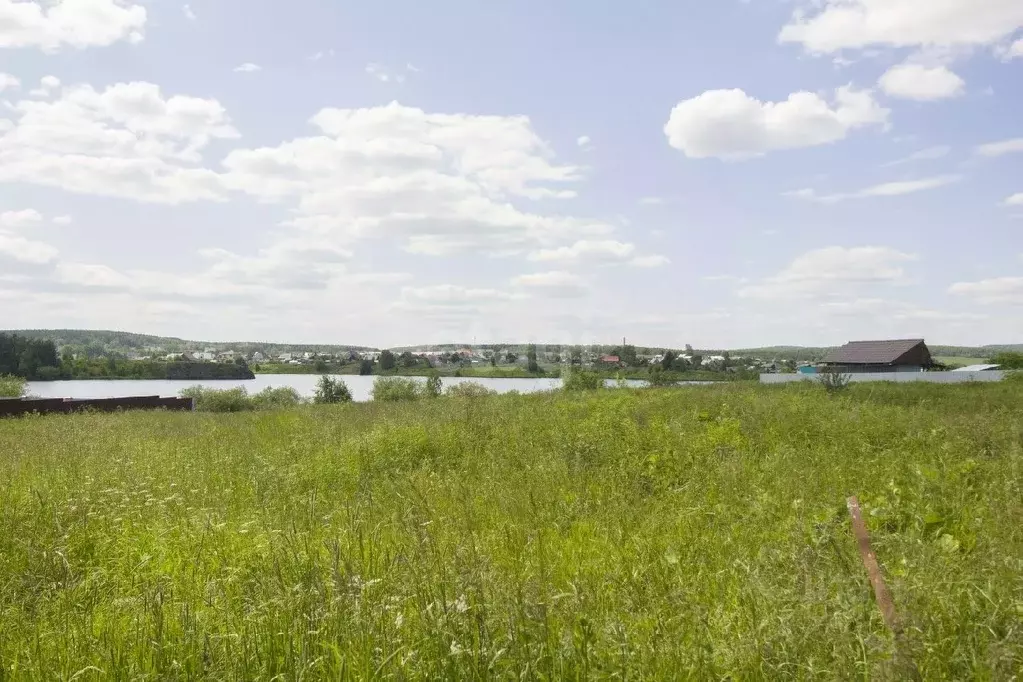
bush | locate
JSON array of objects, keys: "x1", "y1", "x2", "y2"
[
  {"x1": 562, "y1": 369, "x2": 604, "y2": 392},
  {"x1": 252, "y1": 386, "x2": 304, "y2": 409},
  {"x1": 313, "y1": 376, "x2": 353, "y2": 404},
  {"x1": 818, "y1": 367, "x2": 851, "y2": 394},
  {"x1": 372, "y1": 376, "x2": 424, "y2": 402},
  {"x1": 444, "y1": 381, "x2": 497, "y2": 398},
  {"x1": 424, "y1": 372, "x2": 443, "y2": 398},
  {"x1": 180, "y1": 386, "x2": 253, "y2": 412},
  {"x1": 0, "y1": 375, "x2": 26, "y2": 398}
]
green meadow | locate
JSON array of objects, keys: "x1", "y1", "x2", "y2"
[{"x1": 0, "y1": 382, "x2": 1020, "y2": 679}]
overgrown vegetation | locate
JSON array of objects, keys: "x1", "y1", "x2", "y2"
[
  {"x1": 443, "y1": 381, "x2": 498, "y2": 398},
  {"x1": 818, "y1": 366, "x2": 852, "y2": 394},
  {"x1": 180, "y1": 385, "x2": 303, "y2": 412},
  {"x1": 0, "y1": 375, "x2": 26, "y2": 398},
  {"x1": 561, "y1": 368, "x2": 604, "y2": 391},
  {"x1": 371, "y1": 376, "x2": 432, "y2": 401},
  {"x1": 1, "y1": 383, "x2": 1021, "y2": 678}
]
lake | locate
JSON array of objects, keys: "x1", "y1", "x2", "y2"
[{"x1": 25, "y1": 375, "x2": 659, "y2": 402}]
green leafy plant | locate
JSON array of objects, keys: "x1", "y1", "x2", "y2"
[
  {"x1": 818, "y1": 367, "x2": 852, "y2": 394},
  {"x1": 444, "y1": 381, "x2": 497, "y2": 398},
  {"x1": 424, "y1": 371, "x2": 443, "y2": 398},
  {"x1": 252, "y1": 386, "x2": 304, "y2": 409},
  {"x1": 372, "y1": 376, "x2": 425, "y2": 401},
  {"x1": 179, "y1": 386, "x2": 253, "y2": 412},
  {"x1": 562, "y1": 368, "x2": 604, "y2": 392},
  {"x1": 313, "y1": 376, "x2": 353, "y2": 404}
]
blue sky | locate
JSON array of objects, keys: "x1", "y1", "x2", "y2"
[{"x1": 1, "y1": 0, "x2": 1021, "y2": 348}]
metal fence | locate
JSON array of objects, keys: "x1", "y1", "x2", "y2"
[{"x1": 760, "y1": 371, "x2": 1005, "y2": 385}]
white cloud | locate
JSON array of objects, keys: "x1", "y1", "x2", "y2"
[
  {"x1": 0, "y1": 80, "x2": 239, "y2": 203},
  {"x1": 638, "y1": 196, "x2": 665, "y2": 206},
  {"x1": 29, "y1": 74, "x2": 61, "y2": 97},
  {"x1": 738, "y1": 246, "x2": 917, "y2": 300},
  {"x1": 779, "y1": 0, "x2": 1023, "y2": 54},
  {"x1": 511, "y1": 271, "x2": 588, "y2": 298},
  {"x1": 529, "y1": 239, "x2": 634, "y2": 263},
  {"x1": 786, "y1": 175, "x2": 962, "y2": 203},
  {"x1": 881, "y1": 145, "x2": 951, "y2": 167},
  {"x1": 0, "y1": 72, "x2": 20, "y2": 92},
  {"x1": 366, "y1": 63, "x2": 414, "y2": 84},
  {"x1": 0, "y1": 232, "x2": 58, "y2": 263},
  {"x1": 394, "y1": 284, "x2": 521, "y2": 315},
  {"x1": 975, "y1": 138, "x2": 1023, "y2": 157},
  {"x1": 629, "y1": 255, "x2": 670, "y2": 268},
  {"x1": 309, "y1": 49, "x2": 334, "y2": 61},
  {"x1": 222, "y1": 102, "x2": 610, "y2": 256},
  {"x1": 879, "y1": 63, "x2": 965, "y2": 101},
  {"x1": 55, "y1": 261, "x2": 131, "y2": 288},
  {"x1": 52, "y1": 214, "x2": 72, "y2": 224},
  {"x1": 182, "y1": 4, "x2": 195, "y2": 21},
  {"x1": 233, "y1": 63, "x2": 261, "y2": 73},
  {"x1": 0, "y1": 208, "x2": 43, "y2": 228},
  {"x1": 1006, "y1": 38, "x2": 1023, "y2": 59},
  {"x1": 1005, "y1": 193, "x2": 1023, "y2": 206},
  {"x1": 950, "y1": 277, "x2": 1023, "y2": 304},
  {"x1": 576, "y1": 135, "x2": 591, "y2": 149},
  {"x1": 0, "y1": 0, "x2": 147, "y2": 52},
  {"x1": 665, "y1": 85, "x2": 888, "y2": 159}
]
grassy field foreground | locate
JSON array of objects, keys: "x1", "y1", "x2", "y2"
[{"x1": 0, "y1": 383, "x2": 1021, "y2": 679}]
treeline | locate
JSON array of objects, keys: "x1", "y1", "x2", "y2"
[
  {"x1": 1, "y1": 333, "x2": 254, "y2": 381},
  {"x1": 0, "y1": 333, "x2": 61, "y2": 380}
]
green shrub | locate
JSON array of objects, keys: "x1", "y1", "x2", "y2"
[
  {"x1": 818, "y1": 367, "x2": 852, "y2": 394},
  {"x1": 372, "y1": 376, "x2": 424, "y2": 401},
  {"x1": 562, "y1": 368, "x2": 604, "y2": 392},
  {"x1": 179, "y1": 386, "x2": 253, "y2": 412},
  {"x1": 313, "y1": 376, "x2": 353, "y2": 404},
  {"x1": 252, "y1": 386, "x2": 304, "y2": 409},
  {"x1": 444, "y1": 381, "x2": 497, "y2": 398},
  {"x1": 424, "y1": 372, "x2": 443, "y2": 398},
  {"x1": 0, "y1": 375, "x2": 26, "y2": 398}
]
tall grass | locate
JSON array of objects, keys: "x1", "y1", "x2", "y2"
[
  {"x1": 0, "y1": 374, "x2": 25, "y2": 397},
  {"x1": 180, "y1": 385, "x2": 304, "y2": 412},
  {"x1": 0, "y1": 382, "x2": 1020, "y2": 678}
]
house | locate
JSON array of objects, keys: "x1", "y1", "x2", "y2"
[
  {"x1": 951, "y1": 364, "x2": 1001, "y2": 372},
  {"x1": 251, "y1": 352, "x2": 266, "y2": 363},
  {"x1": 194, "y1": 351, "x2": 216, "y2": 362},
  {"x1": 822, "y1": 339, "x2": 932, "y2": 374},
  {"x1": 598, "y1": 355, "x2": 621, "y2": 365}
]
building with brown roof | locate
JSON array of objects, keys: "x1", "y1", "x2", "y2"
[{"x1": 821, "y1": 339, "x2": 932, "y2": 374}]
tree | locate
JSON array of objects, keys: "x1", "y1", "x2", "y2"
[
  {"x1": 612, "y1": 345, "x2": 638, "y2": 367},
  {"x1": 690, "y1": 354, "x2": 703, "y2": 369},
  {"x1": 527, "y1": 344, "x2": 539, "y2": 373},
  {"x1": 661, "y1": 351, "x2": 676, "y2": 371},
  {"x1": 359, "y1": 359, "x2": 374, "y2": 375},
  {"x1": 314, "y1": 375, "x2": 352, "y2": 404},
  {"x1": 424, "y1": 371, "x2": 443, "y2": 398},
  {"x1": 380, "y1": 350, "x2": 396, "y2": 371},
  {"x1": 505, "y1": 351, "x2": 518, "y2": 364},
  {"x1": 399, "y1": 351, "x2": 418, "y2": 368},
  {"x1": 991, "y1": 352, "x2": 1023, "y2": 369},
  {"x1": 685, "y1": 344, "x2": 694, "y2": 355},
  {"x1": 314, "y1": 359, "x2": 329, "y2": 372},
  {"x1": 570, "y1": 346, "x2": 583, "y2": 366}
]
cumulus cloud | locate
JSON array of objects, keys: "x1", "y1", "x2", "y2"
[
  {"x1": 52, "y1": 214, "x2": 72, "y2": 224},
  {"x1": 511, "y1": 271, "x2": 588, "y2": 298},
  {"x1": 779, "y1": 0, "x2": 1023, "y2": 54},
  {"x1": 0, "y1": 208, "x2": 43, "y2": 228},
  {"x1": 0, "y1": 232, "x2": 58, "y2": 264},
  {"x1": 576, "y1": 135, "x2": 592, "y2": 149},
  {"x1": 629, "y1": 255, "x2": 671, "y2": 268},
  {"x1": 221, "y1": 101, "x2": 611, "y2": 256},
  {"x1": 0, "y1": 80, "x2": 239, "y2": 203},
  {"x1": 182, "y1": 4, "x2": 195, "y2": 21},
  {"x1": 879, "y1": 63, "x2": 966, "y2": 100},
  {"x1": 233, "y1": 63, "x2": 261, "y2": 73},
  {"x1": 1006, "y1": 38, "x2": 1023, "y2": 59},
  {"x1": 0, "y1": 0, "x2": 147, "y2": 51},
  {"x1": 785, "y1": 175, "x2": 962, "y2": 203},
  {"x1": 0, "y1": 72, "x2": 20, "y2": 92},
  {"x1": 975, "y1": 138, "x2": 1023, "y2": 157},
  {"x1": 950, "y1": 277, "x2": 1023, "y2": 304},
  {"x1": 664, "y1": 85, "x2": 888, "y2": 159},
  {"x1": 529, "y1": 239, "x2": 634, "y2": 263},
  {"x1": 1005, "y1": 193, "x2": 1023, "y2": 206},
  {"x1": 738, "y1": 246, "x2": 917, "y2": 300}
]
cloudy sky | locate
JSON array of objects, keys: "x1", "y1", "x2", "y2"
[{"x1": 1, "y1": 0, "x2": 1021, "y2": 348}]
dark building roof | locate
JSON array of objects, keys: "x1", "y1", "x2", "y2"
[{"x1": 822, "y1": 339, "x2": 931, "y2": 366}]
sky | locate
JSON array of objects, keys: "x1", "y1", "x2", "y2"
[{"x1": 0, "y1": 0, "x2": 1022, "y2": 348}]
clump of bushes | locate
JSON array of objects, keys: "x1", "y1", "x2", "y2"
[
  {"x1": 817, "y1": 367, "x2": 852, "y2": 394},
  {"x1": 372, "y1": 376, "x2": 428, "y2": 402},
  {"x1": 180, "y1": 385, "x2": 305, "y2": 412},
  {"x1": 562, "y1": 369, "x2": 604, "y2": 392},
  {"x1": 0, "y1": 375, "x2": 26, "y2": 398},
  {"x1": 314, "y1": 376, "x2": 353, "y2": 404},
  {"x1": 444, "y1": 381, "x2": 497, "y2": 398}
]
